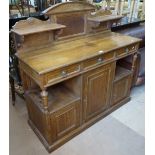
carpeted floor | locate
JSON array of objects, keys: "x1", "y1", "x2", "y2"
[{"x1": 9, "y1": 85, "x2": 145, "y2": 155}]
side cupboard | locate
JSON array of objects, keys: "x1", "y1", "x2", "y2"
[{"x1": 11, "y1": 2, "x2": 141, "y2": 152}]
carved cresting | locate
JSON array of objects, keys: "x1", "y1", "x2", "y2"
[
  {"x1": 12, "y1": 17, "x2": 48, "y2": 29},
  {"x1": 42, "y1": 2, "x2": 95, "y2": 15},
  {"x1": 89, "y1": 10, "x2": 112, "y2": 17},
  {"x1": 42, "y1": 2, "x2": 95, "y2": 38}
]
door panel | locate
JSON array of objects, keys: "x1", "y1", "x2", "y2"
[
  {"x1": 83, "y1": 62, "x2": 115, "y2": 121},
  {"x1": 50, "y1": 100, "x2": 81, "y2": 141},
  {"x1": 112, "y1": 75, "x2": 132, "y2": 106}
]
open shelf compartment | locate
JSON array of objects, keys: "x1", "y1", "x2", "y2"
[
  {"x1": 26, "y1": 76, "x2": 81, "y2": 113},
  {"x1": 114, "y1": 56, "x2": 133, "y2": 82},
  {"x1": 114, "y1": 65, "x2": 132, "y2": 81},
  {"x1": 111, "y1": 56, "x2": 133, "y2": 106}
]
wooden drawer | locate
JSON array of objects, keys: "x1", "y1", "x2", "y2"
[
  {"x1": 50, "y1": 100, "x2": 81, "y2": 140},
  {"x1": 45, "y1": 63, "x2": 81, "y2": 85},
  {"x1": 116, "y1": 44, "x2": 138, "y2": 58},
  {"x1": 83, "y1": 52, "x2": 114, "y2": 70}
]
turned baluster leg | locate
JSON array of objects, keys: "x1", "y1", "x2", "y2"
[
  {"x1": 40, "y1": 89, "x2": 48, "y2": 109},
  {"x1": 131, "y1": 53, "x2": 138, "y2": 86}
]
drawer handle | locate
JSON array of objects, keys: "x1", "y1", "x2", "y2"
[
  {"x1": 61, "y1": 71, "x2": 67, "y2": 78},
  {"x1": 125, "y1": 48, "x2": 129, "y2": 53},
  {"x1": 97, "y1": 57, "x2": 103, "y2": 63}
]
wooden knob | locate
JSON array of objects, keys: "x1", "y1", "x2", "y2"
[
  {"x1": 98, "y1": 57, "x2": 103, "y2": 63},
  {"x1": 125, "y1": 48, "x2": 129, "y2": 53},
  {"x1": 61, "y1": 71, "x2": 67, "y2": 78}
]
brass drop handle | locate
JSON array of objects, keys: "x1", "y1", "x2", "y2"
[
  {"x1": 125, "y1": 48, "x2": 129, "y2": 53},
  {"x1": 61, "y1": 71, "x2": 67, "y2": 78},
  {"x1": 97, "y1": 57, "x2": 103, "y2": 63}
]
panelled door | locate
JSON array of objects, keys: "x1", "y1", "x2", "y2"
[{"x1": 83, "y1": 62, "x2": 115, "y2": 122}]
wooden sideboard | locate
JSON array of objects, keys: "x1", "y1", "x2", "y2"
[{"x1": 11, "y1": 2, "x2": 141, "y2": 152}]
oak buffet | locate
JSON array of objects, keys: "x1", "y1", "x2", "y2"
[{"x1": 11, "y1": 2, "x2": 141, "y2": 152}]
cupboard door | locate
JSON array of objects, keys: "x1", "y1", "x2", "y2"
[
  {"x1": 50, "y1": 100, "x2": 81, "y2": 140},
  {"x1": 112, "y1": 75, "x2": 132, "y2": 106},
  {"x1": 83, "y1": 63, "x2": 115, "y2": 121}
]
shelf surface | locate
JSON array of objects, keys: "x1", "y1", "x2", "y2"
[
  {"x1": 28, "y1": 84, "x2": 80, "y2": 113},
  {"x1": 12, "y1": 23, "x2": 66, "y2": 35},
  {"x1": 88, "y1": 15, "x2": 123, "y2": 23},
  {"x1": 115, "y1": 66, "x2": 132, "y2": 81}
]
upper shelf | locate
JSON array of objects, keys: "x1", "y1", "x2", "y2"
[
  {"x1": 11, "y1": 17, "x2": 66, "y2": 36},
  {"x1": 88, "y1": 10, "x2": 123, "y2": 23},
  {"x1": 88, "y1": 14, "x2": 123, "y2": 23}
]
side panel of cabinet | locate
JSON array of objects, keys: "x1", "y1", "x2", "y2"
[
  {"x1": 112, "y1": 75, "x2": 132, "y2": 106},
  {"x1": 50, "y1": 100, "x2": 81, "y2": 141},
  {"x1": 83, "y1": 62, "x2": 115, "y2": 122},
  {"x1": 25, "y1": 95, "x2": 53, "y2": 144}
]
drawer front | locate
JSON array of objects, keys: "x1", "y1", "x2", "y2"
[
  {"x1": 116, "y1": 44, "x2": 138, "y2": 58},
  {"x1": 83, "y1": 52, "x2": 114, "y2": 70},
  {"x1": 45, "y1": 63, "x2": 81, "y2": 85}
]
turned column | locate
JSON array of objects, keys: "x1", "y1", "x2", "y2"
[
  {"x1": 132, "y1": 53, "x2": 138, "y2": 72},
  {"x1": 131, "y1": 53, "x2": 138, "y2": 85},
  {"x1": 41, "y1": 89, "x2": 48, "y2": 109}
]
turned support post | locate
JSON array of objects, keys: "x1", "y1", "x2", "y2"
[
  {"x1": 132, "y1": 53, "x2": 138, "y2": 72},
  {"x1": 131, "y1": 53, "x2": 138, "y2": 85},
  {"x1": 41, "y1": 89, "x2": 48, "y2": 109}
]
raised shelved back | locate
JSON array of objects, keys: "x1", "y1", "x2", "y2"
[
  {"x1": 11, "y1": 2, "x2": 123, "y2": 54},
  {"x1": 43, "y1": 2, "x2": 95, "y2": 39}
]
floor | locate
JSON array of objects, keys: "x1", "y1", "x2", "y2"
[{"x1": 10, "y1": 85, "x2": 145, "y2": 155}]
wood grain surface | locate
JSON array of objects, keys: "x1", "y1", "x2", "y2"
[{"x1": 17, "y1": 32, "x2": 141, "y2": 74}]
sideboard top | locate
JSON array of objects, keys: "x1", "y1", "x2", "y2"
[{"x1": 17, "y1": 32, "x2": 141, "y2": 75}]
